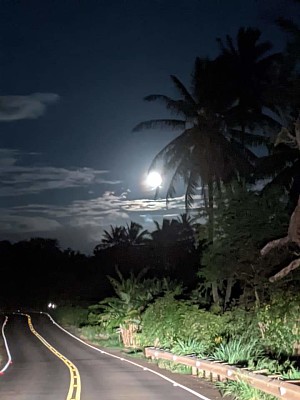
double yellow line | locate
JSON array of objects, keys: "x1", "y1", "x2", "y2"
[{"x1": 25, "y1": 314, "x2": 81, "y2": 400}]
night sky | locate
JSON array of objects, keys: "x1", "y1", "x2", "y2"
[{"x1": 0, "y1": 0, "x2": 297, "y2": 253}]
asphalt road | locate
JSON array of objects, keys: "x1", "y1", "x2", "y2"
[{"x1": 0, "y1": 313, "x2": 220, "y2": 400}]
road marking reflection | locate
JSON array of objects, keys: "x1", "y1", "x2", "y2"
[{"x1": 25, "y1": 314, "x2": 81, "y2": 400}]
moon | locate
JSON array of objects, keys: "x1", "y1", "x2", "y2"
[{"x1": 146, "y1": 171, "x2": 162, "y2": 189}]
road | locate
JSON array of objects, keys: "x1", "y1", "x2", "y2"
[{"x1": 0, "y1": 313, "x2": 220, "y2": 400}]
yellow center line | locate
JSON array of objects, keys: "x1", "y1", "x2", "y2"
[{"x1": 25, "y1": 314, "x2": 81, "y2": 400}]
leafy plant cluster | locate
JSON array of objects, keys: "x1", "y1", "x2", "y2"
[
  {"x1": 52, "y1": 306, "x2": 88, "y2": 328},
  {"x1": 257, "y1": 291, "x2": 300, "y2": 355}
]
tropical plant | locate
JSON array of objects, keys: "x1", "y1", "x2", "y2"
[
  {"x1": 282, "y1": 364, "x2": 300, "y2": 380},
  {"x1": 151, "y1": 214, "x2": 195, "y2": 246},
  {"x1": 89, "y1": 268, "x2": 179, "y2": 347},
  {"x1": 215, "y1": 27, "x2": 282, "y2": 139},
  {"x1": 255, "y1": 117, "x2": 300, "y2": 208},
  {"x1": 94, "y1": 221, "x2": 149, "y2": 252},
  {"x1": 198, "y1": 183, "x2": 290, "y2": 307},
  {"x1": 97, "y1": 225, "x2": 126, "y2": 249},
  {"x1": 217, "y1": 379, "x2": 277, "y2": 400},
  {"x1": 256, "y1": 292, "x2": 300, "y2": 356},
  {"x1": 123, "y1": 221, "x2": 150, "y2": 245},
  {"x1": 133, "y1": 57, "x2": 255, "y2": 213},
  {"x1": 170, "y1": 338, "x2": 207, "y2": 358},
  {"x1": 133, "y1": 27, "x2": 283, "y2": 213},
  {"x1": 139, "y1": 293, "x2": 227, "y2": 350},
  {"x1": 134, "y1": 28, "x2": 282, "y2": 304},
  {"x1": 255, "y1": 8, "x2": 300, "y2": 204},
  {"x1": 52, "y1": 306, "x2": 88, "y2": 327},
  {"x1": 211, "y1": 337, "x2": 264, "y2": 365}
]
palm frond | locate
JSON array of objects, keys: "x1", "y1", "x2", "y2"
[
  {"x1": 148, "y1": 129, "x2": 190, "y2": 171},
  {"x1": 229, "y1": 138, "x2": 258, "y2": 165},
  {"x1": 185, "y1": 170, "x2": 199, "y2": 209},
  {"x1": 132, "y1": 119, "x2": 186, "y2": 132},
  {"x1": 170, "y1": 75, "x2": 197, "y2": 106},
  {"x1": 261, "y1": 161, "x2": 300, "y2": 192},
  {"x1": 144, "y1": 94, "x2": 196, "y2": 117},
  {"x1": 255, "y1": 149, "x2": 299, "y2": 177},
  {"x1": 165, "y1": 158, "x2": 190, "y2": 203},
  {"x1": 229, "y1": 129, "x2": 269, "y2": 146}
]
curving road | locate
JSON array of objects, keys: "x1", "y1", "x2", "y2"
[{"x1": 0, "y1": 313, "x2": 221, "y2": 400}]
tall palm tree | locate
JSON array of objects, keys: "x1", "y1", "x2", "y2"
[
  {"x1": 133, "y1": 28, "x2": 284, "y2": 223},
  {"x1": 133, "y1": 58, "x2": 255, "y2": 211},
  {"x1": 133, "y1": 28, "x2": 282, "y2": 305},
  {"x1": 255, "y1": 14, "x2": 300, "y2": 207},
  {"x1": 215, "y1": 27, "x2": 282, "y2": 140}
]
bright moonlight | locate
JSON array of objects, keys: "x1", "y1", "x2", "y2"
[{"x1": 146, "y1": 171, "x2": 162, "y2": 189}]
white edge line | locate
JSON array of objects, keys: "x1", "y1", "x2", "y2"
[
  {"x1": 40, "y1": 311, "x2": 212, "y2": 400},
  {"x1": 0, "y1": 316, "x2": 12, "y2": 374}
]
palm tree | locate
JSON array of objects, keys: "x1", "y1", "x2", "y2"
[
  {"x1": 255, "y1": 12, "x2": 300, "y2": 206},
  {"x1": 215, "y1": 27, "x2": 282, "y2": 141},
  {"x1": 94, "y1": 222, "x2": 149, "y2": 253},
  {"x1": 134, "y1": 28, "x2": 282, "y2": 305},
  {"x1": 133, "y1": 56, "x2": 258, "y2": 244},
  {"x1": 151, "y1": 218, "x2": 181, "y2": 244},
  {"x1": 123, "y1": 222, "x2": 150, "y2": 245},
  {"x1": 99, "y1": 225, "x2": 126, "y2": 248}
]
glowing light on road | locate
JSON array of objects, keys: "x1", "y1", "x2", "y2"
[{"x1": 146, "y1": 171, "x2": 162, "y2": 189}]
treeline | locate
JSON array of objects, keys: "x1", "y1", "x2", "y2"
[{"x1": 0, "y1": 216, "x2": 201, "y2": 308}]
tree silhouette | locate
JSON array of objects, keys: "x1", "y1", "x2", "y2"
[
  {"x1": 123, "y1": 222, "x2": 150, "y2": 245},
  {"x1": 215, "y1": 27, "x2": 282, "y2": 140}
]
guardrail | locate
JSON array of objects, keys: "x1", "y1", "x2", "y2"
[{"x1": 144, "y1": 347, "x2": 300, "y2": 400}]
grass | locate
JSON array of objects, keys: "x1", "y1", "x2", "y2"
[
  {"x1": 157, "y1": 359, "x2": 192, "y2": 374},
  {"x1": 211, "y1": 337, "x2": 264, "y2": 365},
  {"x1": 217, "y1": 379, "x2": 278, "y2": 400},
  {"x1": 281, "y1": 365, "x2": 300, "y2": 380},
  {"x1": 171, "y1": 338, "x2": 208, "y2": 358}
]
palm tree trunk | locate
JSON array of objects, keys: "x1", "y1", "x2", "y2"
[
  {"x1": 211, "y1": 282, "x2": 220, "y2": 305},
  {"x1": 207, "y1": 181, "x2": 214, "y2": 242},
  {"x1": 224, "y1": 276, "x2": 234, "y2": 309},
  {"x1": 207, "y1": 181, "x2": 220, "y2": 305}
]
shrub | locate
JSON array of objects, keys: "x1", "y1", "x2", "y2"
[
  {"x1": 79, "y1": 325, "x2": 121, "y2": 348},
  {"x1": 52, "y1": 306, "x2": 88, "y2": 327},
  {"x1": 139, "y1": 294, "x2": 227, "y2": 351},
  {"x1": 257, "y1": 292, "x2": 300, "y2": 356}
]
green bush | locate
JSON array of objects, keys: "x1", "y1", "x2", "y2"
[
  {"x1": 223, "y1": 307, "x2": 260, "y2": 340},
  {"x1": 139, "y1": 294, "x2": 227, "y2": 352},
  {"x1": 79, "y1": 325, "x2": 121, "y2": 348},
  {"x1": 79, "y1": 325, "x2": 109, "y2": 340},
  {"x1": 52, "y1": 306, "x2": 88, "y2": 327},
  {"x1": 257, "y1": 292, "x2": 300, "y2": 356}
]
